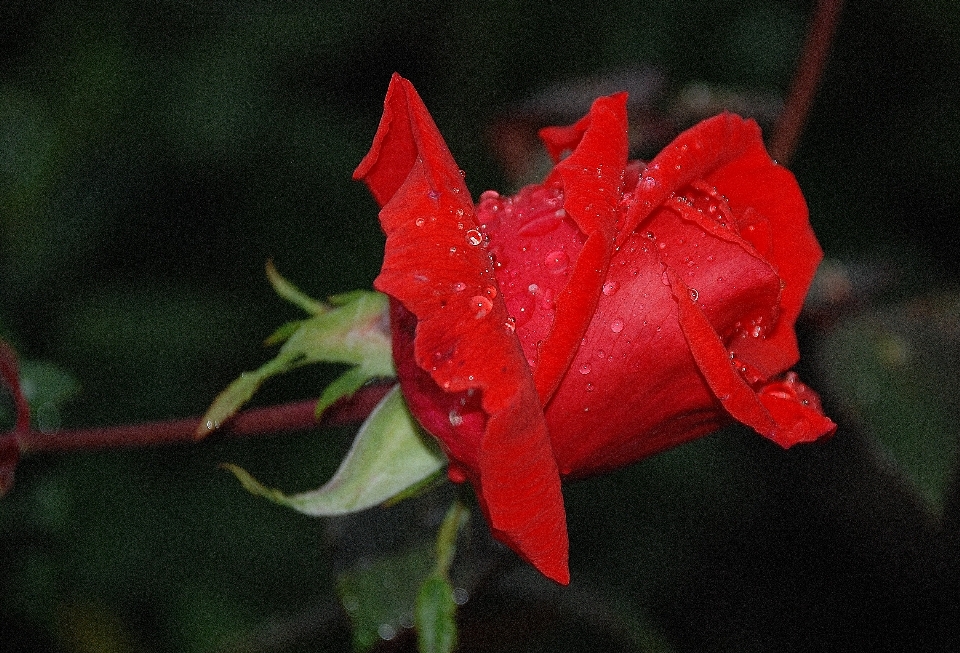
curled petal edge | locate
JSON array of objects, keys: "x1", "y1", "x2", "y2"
[
  {"x1": 666, "y1": 268, "x2": 835, "y2": 446},
  {"x1": 534, "y1": 93, "x2": 629, "y2": 405},
  {"x1": 356, "y1": 74, "x2": 569, "y2": 584}
]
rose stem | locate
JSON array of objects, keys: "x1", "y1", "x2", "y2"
[
  {"x1": 768, "y1": 0, "x2": 844, "y2": 166},
  {"x1": 15, "y1": 383, "x2": 393, "y2": 455}
]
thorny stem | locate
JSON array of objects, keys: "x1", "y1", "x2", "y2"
[
  {"x1": 769, "y1": 0, "x2": 844, "y2": 165},
  {"x1": 14, "y1": 383, "x2": 393, "y2": 455}
]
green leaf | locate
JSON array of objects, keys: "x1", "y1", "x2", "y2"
[
  {"x1": 818, "y1": 292, "x2": 960, "y2": 511},
  {"x1": 19, "y1": 360, "x2": 80, "y2": 431},
  {"x1": 198, "y1": 289, "x2": 394, "y2": 436},
  {"x1": 415, "y1": 573, "x2": 457, "y2": 653},
  {"x1": 434, "y1": 502, "x2": 468, "y2": 576},
  {"x1": 337, "y1": 546, "x2": 434, "y2": 653},
  {"x1": 222, "y1": 386, "x2": 445, "y2": 516}
]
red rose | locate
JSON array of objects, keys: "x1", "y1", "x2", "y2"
[{"x1": 355, "y1": 74, "x2": 835, "y2": 585}]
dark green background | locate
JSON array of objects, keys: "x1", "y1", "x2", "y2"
[{"x1": 3, "y1": 0, "x2": 960, "y2": 651}]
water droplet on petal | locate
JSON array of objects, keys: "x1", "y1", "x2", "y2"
[
  {"x1": 689, "y1": 288, "x2": 699, "y2": 302},
  {"x1": 518, "y1": 214, "x2": 562, "y2": 236},
  {"x1": 579, "y1": 364, "x2": 591, "y2": 375},
  {"x1": 504, "y1": 317, "x2": 516, "y2": 333},
  {"x1": 449, "y1": 410, "x2": 463, "y2": 427},
  {"x1": 453, "y1": 281, "x2": 467, "y2": 292},
  {"x1": 470, "y1": 295, "x2": 493, "y2": 318},
  {"x1": 611, "y1": 319, "x2": 624, "y2": 333},
  {"x1": 428, "y1": 190, "x2": 440, "y2": 201},
  {"x1": 602, "y1": 281, "x2": 618, "y2": 296},
  {"x1": 544, "y1": 250, "x2": 569, "y2": 274},
  {"x1": 586, "y1": 382, "x2": 594, "y2": 392},
  {"x1": 415, "y1": 217, "x2": 426, "y2": 227},
  {"x1": 528, "y1": 283, "x2": 539, "y2": 294},
  {"x1": 538, "y1": 288, "x2": 556, "y2": 310},
  {"x1": 465, "y1": 229, "x2": 483, "y2": 246}
]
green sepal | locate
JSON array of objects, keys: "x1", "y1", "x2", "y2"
[
  {"x1": 265, "y1": 260, "x2": 328, "y2": 315},
  {"x1": 263, "y1": 319, "x2": 303, "y2": 346},
  {"x1": 198, "y1": 288, "x2": 394, "y2": 436},
  {"x1": 316, "y1": 366, "x2": 373, "y2": 418},
  {"x1": 221, "y1": 386, "x2": 445, "y2": 516}
]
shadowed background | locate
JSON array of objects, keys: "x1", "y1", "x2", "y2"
[{"x1": 3, "y1": 0, "x2": 960, "y2": 651}]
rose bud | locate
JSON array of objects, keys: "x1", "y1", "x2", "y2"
[{"x1": 355, "y1": 74, "x2": 836, "y2": 585}]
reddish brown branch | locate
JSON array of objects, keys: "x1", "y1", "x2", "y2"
[
  {"x1": 16, "y1": 383, "x2": 393, "y2": 455},
  {"x1": 769, "y1": 0, "x2": 844, "y2": 165}
]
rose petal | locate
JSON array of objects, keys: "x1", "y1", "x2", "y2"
[
  {"x1": 666, "y1": 268, "x2": 835, "y2": 446},
  {"x1": 621, "y1": 113, "x2": 761, "y2": 246},
  {"x1": 706, "y1": 144, "x2": 822, "y2": 377},
  {"x1": 757, "y1": 373, "x2": 837, "y2": 447},
  {"x1": 532, "y1": 93, "x2": 628, "y2": 404},
  {"x1": 355, "y1": 75, "x2": 569, "y2": 583},
  {"x1": 545, "y1": 231, "x2": 727, "y2": 475}
]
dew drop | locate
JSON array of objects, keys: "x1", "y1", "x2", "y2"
[
  {"x1": 596, "y1": 349, "x2": 605, "y2": 359},
  {"x1": 538, "y1": 288, "x2": 556, "y2": 310},
  {"x1": 428, "y1": 190, "x2": 440, "y2": 201},
  {"x1": 689, "y1": 288, "x2": 699, "y2": 302},
  {"x1": 528, "y1": 283, "x2": 539, "y2": 294},
  {"x1": 480, "y1": 190, "x2": 499, "y2": 201},
  {"x1": 518, "y1": 215, "x2": 562, "y2": 236},
  {"x1": 449, "y1": 246, "x2": 458, "y2": 254},
  {"x1": 378, "y1": 624, "x2": 397, "y2": 641},
  {"x1": 465, "y1": 229, "x2": 483, "y2": 246},
  {"x1": 586, "y1": 383, "x2": 594, "y2": 392},
  {"x1": 470, "y1": 295, "x2": 493, "y2": 318},
  {"x1": 449, "y1": 410, "x2": 464, "y2": 427},
  {"x1": 504, "y1": 317, "x2": 516, "y2": 333},
  {"x1": 602, "y1": 281, "x2": 618, "y2": 296},
  {"x1": 611, "y1": 319, "x2": 624, "y2": 333},
  {"x1": 415, "y1": 217, "x2": 426, "y2": 227},
  {"x1": 579, "y1": 363, "x2": 591, "y2": 375},
  {"x1": 657, "y1": 241, "x2": 666, "y2": 250},
  {"x1": 452, "y1": 281, "x2": 467, "y2": 292},
  {"x1": 453, "y1": 587, "x2": 469, "y2": 605},
  {"x1": 544, "y1": 250, "x2": 569, "y2": 274}
]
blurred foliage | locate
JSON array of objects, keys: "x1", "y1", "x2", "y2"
[
  {"x1": 818, "y1": 292, "x2": 960, "y2": 511},
  {"x1": 3, "y1": 0, "x2": 960, "y2": 650}
]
